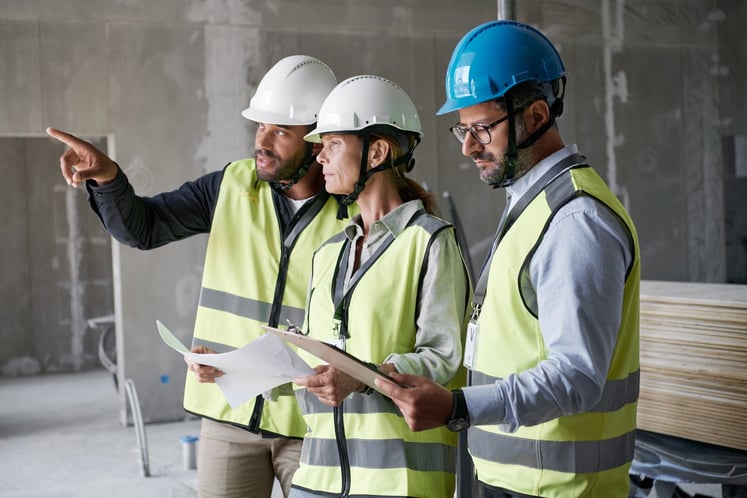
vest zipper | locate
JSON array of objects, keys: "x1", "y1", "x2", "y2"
[{"x1": 334, "y1": 404, "x2": 351, "y2": 497}]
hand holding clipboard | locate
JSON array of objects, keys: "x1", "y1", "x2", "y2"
[{"x1": 261, "y1": 325, "x2": 407, "y2": 395}]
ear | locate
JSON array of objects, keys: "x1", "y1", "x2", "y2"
[
  {"x1": 524, "y1": 100, "x2": 551, "y2": 133},
  {"x1": 367, "y1": 138, "x2": 391, "y2": 169}
]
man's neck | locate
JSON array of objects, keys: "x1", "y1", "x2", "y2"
[{"x1": 282, "y1": 164, "x2": 324, "y2": 200}]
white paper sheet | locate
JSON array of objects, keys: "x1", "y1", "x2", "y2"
[
  {"x1": 156, "y1": 320, "x2": 314, "y2": 408},
  {"x1": 262, "y1": 325, "x2": 405, "y2": 395}
]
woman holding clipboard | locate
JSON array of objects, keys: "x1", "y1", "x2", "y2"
[{"x1": 290, "y1": 75, "x2": 470, "y2": 498}]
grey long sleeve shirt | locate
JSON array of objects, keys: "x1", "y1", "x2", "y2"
[{"x1": 464, "y1": 145, "x2": 634, "y2": 431}]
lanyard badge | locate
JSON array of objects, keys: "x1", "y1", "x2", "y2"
[
  {"x1": 328, "y1": 318, "x2": 346, "y2": 351},
  {"x1": 463, "y1": 304, "x2": 481, "y2": 369}
]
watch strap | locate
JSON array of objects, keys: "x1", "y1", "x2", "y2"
[{"x1": 447, "y1": 389, "x2": 470, "y2": 432}]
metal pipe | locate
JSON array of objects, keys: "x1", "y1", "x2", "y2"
[
  {"x1": 124, "y1": 378, "x2": 151, "y2": 477},
  {"x1": 497, "y1": 0, "x2": 516, "y2": 20}
]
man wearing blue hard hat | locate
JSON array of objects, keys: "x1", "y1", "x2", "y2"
[{"x1": 378, "y1": 20, "x2": 641, "y2": 498}]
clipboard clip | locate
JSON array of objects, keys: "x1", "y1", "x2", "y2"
[{"x1": 285, "y1": 320, "x2": 302, "y2": 334}]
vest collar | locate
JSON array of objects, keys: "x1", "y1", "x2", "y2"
[{"x1": 507, "y1": 144, "x2": 579, "y2": 210}]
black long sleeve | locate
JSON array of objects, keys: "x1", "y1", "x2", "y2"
[{"x1": 86, "y1": 165, "x2": 225, "y2": 250}]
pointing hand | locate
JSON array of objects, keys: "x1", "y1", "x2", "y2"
[{"x1": 46, "y1": 127, "x2": 118, "y2": 188}]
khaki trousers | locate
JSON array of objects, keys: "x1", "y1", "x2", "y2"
[{"x1": 197, "y1": 418, "x2": 302, "y2": 498}]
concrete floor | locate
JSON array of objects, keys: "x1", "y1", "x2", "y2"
[
  {"x1": 0, "y1": 369, "x2": 201, "y2": 497},
  {"x1": 0, "y1": 369, "x2": 282, "y2": 498},
  {"x1": 0, "y1": 370, "x2": 731, "y2": 498}
]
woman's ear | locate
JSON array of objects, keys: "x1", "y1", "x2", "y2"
[{"x1": 368, "y1": 138, "x2": 391, "y2": 169}]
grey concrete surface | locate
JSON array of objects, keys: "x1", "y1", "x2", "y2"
[
  {"x1": 0, "y1": 370, "x2": 731, "y2": 498},
  {"x1": 0, "y1": 369, "x2": 280, "y2": 498}
]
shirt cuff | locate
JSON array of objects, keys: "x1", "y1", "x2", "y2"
[
  {"x1": 86, "y1": 164, "x2": 126, "y2": 194},
  {"x1": 463, "y1": 383, "x2": 507, "y2": 428}
]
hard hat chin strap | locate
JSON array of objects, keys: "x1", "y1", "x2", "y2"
[
  {"x1": 270, "y1": 142, "x2": 315, "y2": 192},
  {"x1": 492, "y1": 96, "x2": 518, "y2": 189},
  {"x1": 336, "y1": 131, "x2": 371, "y2": 219},
  {"x1": 490, "y1": 78, "x2": 566, "y2": 189},
  {"x1": 336, "y1": 131, "x2": 419, "y2": 219}
]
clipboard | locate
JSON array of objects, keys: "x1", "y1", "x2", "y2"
[{"x1": 262, "y1": 325, "x2": 406, "y2": 394}]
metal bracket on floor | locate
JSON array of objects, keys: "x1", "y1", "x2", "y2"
[{"x1": 124, "y1": 378, "x2": 150, "y2": 477}]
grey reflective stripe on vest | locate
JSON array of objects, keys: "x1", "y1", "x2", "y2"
[
  {"x1": 519, "y1": 167, "x2": 636, "y2": 317},
  {"x1": 408, "y1": 211, "x2": 450, "y2": 234},
  {"x1": 470, "y1": 369, "x2": 640, "y2": 413},
  {"x1": 317, "y1": 230, "x2": 347, "y2": 249},
  {"x1": 191, "y1": 337, "x2": 233, "y2": 353},
  {"x1": 468, "y1": 426, "x2": 635, "y2": 473},
  {"x1": 519, "y1": 168, "x2": 580, "y2": 316},
  {"x1": 301, "y1": 436, "x2": 456, "y2": 473},
  {"x1": 199, "y1": 287, "x2": 305, "y2": 327},
  {"x1": 297, "y1": 388, "x2": 400, "y2": 416}
]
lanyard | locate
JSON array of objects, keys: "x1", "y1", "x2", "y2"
[
  {"x1": 331, "y1": 210, "x2": 425, "y2": 342},
  {"x1": 267, "y1": 190, "x2": 331, "y2": 327}
]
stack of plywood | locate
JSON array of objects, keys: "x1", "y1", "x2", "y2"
[{"x1": 637, "y1": 280, "x2": 747, "y2": 451}]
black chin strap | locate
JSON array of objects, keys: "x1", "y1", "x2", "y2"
[
  {"x1": 491, "y1": 78, "x2": 566, "y2": 189},
  {"x1": 336, "y1": 132, "x2": 371, "y2": 219},
  {"x1": 493, "y1": 96, "x2": 518, "y2": 189},
  {"x1": 270, "y1": 142, "x2": 315, "y2": 192},
  {"x1": 515, "y1": 79, "x2": 565, "y2": 152},
  {"x1": 335, "y1": 131, "x2": 419, "y2": 219}
]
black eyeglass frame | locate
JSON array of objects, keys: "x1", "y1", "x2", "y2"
[{"x1": 449, "y1": 115, "x2": 510, "y2": 145}]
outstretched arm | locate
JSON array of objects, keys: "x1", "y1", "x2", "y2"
[
  {"x1": 47, "y1": 126, "x2": 221, "y2": 249},
  {"x1": 47, "y1": 127, "x2": 119, "y2": 188}
]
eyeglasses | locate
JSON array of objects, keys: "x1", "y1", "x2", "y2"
[{"x1": 449, "y1": 115, "x2": 509, "y2": 144}]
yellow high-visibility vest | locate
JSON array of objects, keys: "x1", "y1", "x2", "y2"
[
  {"x1": 470, "y1": 165, "x2": 640, "y2": 497},
  {"x1": 293, "y1": 209, "x2": 466, "y2": 497},
  {"x1": 183, "y1": 159, "x2": 349, "y2": 437}
]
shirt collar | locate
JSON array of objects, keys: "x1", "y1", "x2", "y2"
[
  {"x1": 506, "y1": 144, "x2": 579, "y2": 207},
  {"x1": 343, "y1": 199, "x2": 425, "y2": 241}
]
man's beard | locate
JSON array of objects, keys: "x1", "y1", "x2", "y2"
[
  {"x1": 255, "y1": 149, "x2": 306, "y2": 183},
  {"x1": 477, "y1": 147, "x2": 533, "y2": 186},
  {"x1": 476, "y1": 120, "x2": 532, "y2": 186}
]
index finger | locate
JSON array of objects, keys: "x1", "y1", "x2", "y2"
[{"x1": 46, "y1": 127, "x2": 87, "y2": 150}]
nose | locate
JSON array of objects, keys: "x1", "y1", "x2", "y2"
[
  {"x1": 460, "y1": 132, "x2": 482, "y2": 157},
  {"x1": 316, "y1": 145, "x2": 329, "y2": 165}
]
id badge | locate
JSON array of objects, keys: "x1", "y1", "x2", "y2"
[
  {"x1": 327, "y1": 337, "x2": 346, "y2": 351},
  {"x1": 463, "y1": 320, "x2": 479, "y2": 369},
  {"x1": 328, "y1": 320, "x2": 346, "y2": 351}
]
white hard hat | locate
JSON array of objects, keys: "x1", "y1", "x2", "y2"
[
  {"x1": 242, "y1": 55, "x2": 337, "y2": 126},
  {"x1": 304, "y1": 75, "x2": 422, "y2": 143}
]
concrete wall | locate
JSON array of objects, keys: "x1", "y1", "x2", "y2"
[
  {"x1": 1, "y1": 0, "x2": 745, "y2": 422},
  {"x1": 0, "y1": 137, "x2": 113, "y2": 376}
]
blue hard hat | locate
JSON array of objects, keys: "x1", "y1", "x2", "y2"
[{"x1": 437, "y1": 20, "x2": 567, "y2": 115}]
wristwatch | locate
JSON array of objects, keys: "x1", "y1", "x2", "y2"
[{"x1": 446, "y1": 389, "x2": 470, "y2": 432}]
